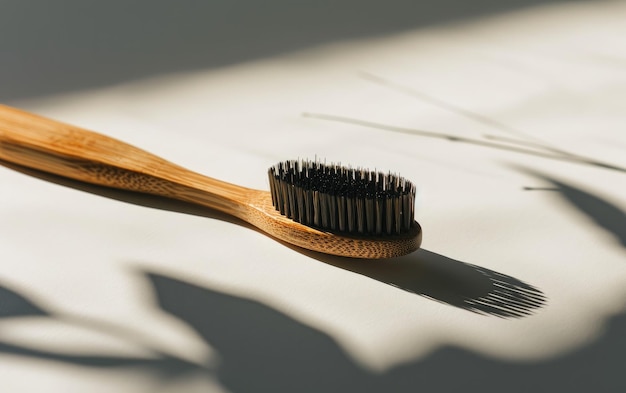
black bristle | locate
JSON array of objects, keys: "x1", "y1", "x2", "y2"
[{"x1": 268, "y1": 159, "x2": 416, "y2": 235}]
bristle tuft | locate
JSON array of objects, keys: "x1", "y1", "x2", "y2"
[{"x1": 268, "y1": 159, "x2": 416, "y2": 235}]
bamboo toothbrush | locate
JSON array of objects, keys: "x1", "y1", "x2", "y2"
[{"x1": 0, "y1": 105, "x2": 421, "y2": 258}]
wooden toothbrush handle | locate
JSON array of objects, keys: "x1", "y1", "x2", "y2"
[{"x1": 0, "y1": 104, "x2": 250, "y2": 217}]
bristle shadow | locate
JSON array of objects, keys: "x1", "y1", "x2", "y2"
[{"x1": 298, "y1": 248, "x2": 546, "y2": 318}]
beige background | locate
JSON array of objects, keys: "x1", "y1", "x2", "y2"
[{"x1": 1, "y1": 1, "x2": 625, "y2": 392}]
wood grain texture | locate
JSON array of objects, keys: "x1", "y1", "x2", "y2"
[{"x1": 0, "y1": 104, "x2": 422, "y2": 258}]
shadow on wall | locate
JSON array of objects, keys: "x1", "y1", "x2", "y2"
[
  {"x1": 1, "y1": 0, "x2": 576, "y2": 101},
  {"x1": 0, "y1": 271, "x2": 623, "y2": 393}
]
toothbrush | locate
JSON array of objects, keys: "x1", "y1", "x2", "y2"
[{"x1": 0, "y1": 105, "x2": 421, "y2": 258}]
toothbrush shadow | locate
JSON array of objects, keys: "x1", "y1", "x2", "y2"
[
  {"x1": 0, "y1": 160, "x2": 545, "y2": 318},
  {"x1": 301, "y1": 249, "x2": 545, "y2": 318}
]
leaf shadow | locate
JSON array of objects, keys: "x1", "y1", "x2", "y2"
[
  {"x1": 0, "y1": 282, "x2": 204, "y2": 377},
  {"x1": 0, "y1": 285, "x2": 48, "y2": 318},
  {"x1": 147, "y1": 272, "x2": 374, "y2": 391},
  {"x1": 519, "y1": 167, "x2": 626, "y2": 249},
  {"x1": 0, "y1": 271, "x2": 623, "y2": 392},
  {"x1": 146, "y1": 272, "x2": 624, "y2": 392}
]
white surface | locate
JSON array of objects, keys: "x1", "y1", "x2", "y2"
[{"x1": 1, "y1": 1, "x2": 626, "y2": 392}]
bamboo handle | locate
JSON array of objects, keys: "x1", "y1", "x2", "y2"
[{"x1": 0, "y1": 105, "x2": 250, "y2": 218}]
